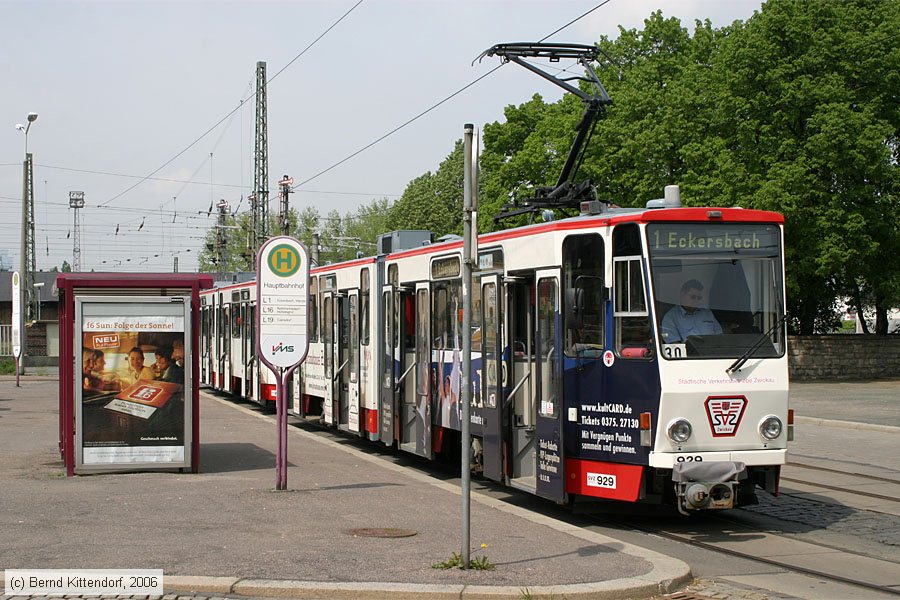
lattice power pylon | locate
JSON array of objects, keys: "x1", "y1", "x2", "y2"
[
  {"x1": 21, "y1": 153, "x2": 36, "y2": 322},
  {"x1": 69, "y1": 191, "x2": 85, "y2": 272},
  {"x1": 251, "y1": 60, "x2": 269, "y2": 259}
]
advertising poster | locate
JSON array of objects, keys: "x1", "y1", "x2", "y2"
[{"x1": 77, "y1": 300, "x2": 189, "y2": 468}]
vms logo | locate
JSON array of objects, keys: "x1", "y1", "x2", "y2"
[{"x1": 272, "y1": 342, "x2": 295, "y2": 354}]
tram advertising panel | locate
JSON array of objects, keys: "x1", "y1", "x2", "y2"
[
  {"x1": 75, "y1": 297, "x2": 191, "y2": 471},
  {"x1": 480, "y1": 275, "x2": 503, "y2": 482},
  {"x1": 534, "y1": 271, "x2": 565, "y2": 502},
  {"x1": 380, "y1": 288, "x2": 395, "y2": 445}
]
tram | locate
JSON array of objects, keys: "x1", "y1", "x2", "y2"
[
  {"x1": 200, "y1": 42, "x2": 790, "y2": 513},
  {"x1": 200, "y1": 187, "x2": 790, "y2": 513}
]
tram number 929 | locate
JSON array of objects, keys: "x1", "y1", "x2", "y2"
[
  {"x1": 586, "y1": 472, "x2": 617, "y2": 489},
  {"x1": 676, "y1": 455, "x2": 703, "y2": 463}
]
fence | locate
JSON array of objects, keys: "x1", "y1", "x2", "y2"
[{"x1": 0, "y1": 324, "x2": 11, "y2": 356}]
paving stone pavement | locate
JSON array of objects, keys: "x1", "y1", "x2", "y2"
[{"x1": 746, "y1": 486, "x2": 900, "y2": 547}]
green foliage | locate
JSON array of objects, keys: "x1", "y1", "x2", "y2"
[
  {"x1": 386, "y1": 140, "x2": 465, "y2": 237},
  {"x1": 431, "y1": 545, "x2": 496, "y2": 571},
  {"x1": 476, "y1": 1, "x2": 899, "y2": 333},
  {"x1": 199, "y1": 1, "x2": 899, "y2": 332},
  {"x1": 0, "y1": 358, "x2": 16, "y2": 375},
  {"x1": 197, "y1": 195, "x2": 395, "y2": 271},
  {"x1": 710, "y1": 0, "x2": 900, "y2": 332}
]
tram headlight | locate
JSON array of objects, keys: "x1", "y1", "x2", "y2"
[
  {"x1": 759, "y1": 415, "x2": 783, "y2": 440},
  {"x1": 667, "y1": 419, "x2": 692, "y2": 444}
]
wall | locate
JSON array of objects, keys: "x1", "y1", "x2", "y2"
[{"x1": 788, "y1": 335, "x2": 900, "y2": 381}]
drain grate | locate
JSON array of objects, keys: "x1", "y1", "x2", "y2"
[{"x1": 346, "y1": 527, "x2": 418, "y2": 538}]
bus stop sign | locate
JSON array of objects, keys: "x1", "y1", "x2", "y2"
[{"x1": 257, "y1": 236, "x2": 310, "y2": 370}]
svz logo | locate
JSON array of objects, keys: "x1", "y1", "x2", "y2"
[
  {"x1": 272, "y1": 342, "x2": 295, "y2": 354},
  {"x1": 705, "y1": 395, "x2": 747, "y2": 437}
]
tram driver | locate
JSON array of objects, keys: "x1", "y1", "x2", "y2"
[{"x1": 660, "y1": 279, "x2": 722, "y2": 343}]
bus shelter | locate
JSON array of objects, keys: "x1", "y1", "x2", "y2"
[{"x1": 57, "y1": 273, "x2": 213, "y2": 476}]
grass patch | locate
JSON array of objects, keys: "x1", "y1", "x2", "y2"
[
  {"x1": 432, "y1": 551, "x2": 496, "y2": 571},
  {"x1": 0, "y1": 358, "x2": 16, "y2": 375}
]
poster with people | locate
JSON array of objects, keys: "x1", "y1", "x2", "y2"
[
  {"x1": 433, "y1": 289, "x2": 463, "y2": 431},
  {"x1": 78, "y1": 305, "x2": 188, "y2": 467}
]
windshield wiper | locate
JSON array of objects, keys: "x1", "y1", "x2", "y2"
[{"x1": 726, "y1": 312, "x2": 788, "y2": 375}]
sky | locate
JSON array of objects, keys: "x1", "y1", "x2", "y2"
[{"x1": 0, "y1": 0, "x2": 763, "y2": 274}]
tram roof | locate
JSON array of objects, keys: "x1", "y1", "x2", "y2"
[{"x1": 296, "y1": 205, "x2": 785, "y2": 274}]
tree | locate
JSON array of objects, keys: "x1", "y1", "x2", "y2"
[
  {"x1": 386, "y1": 140, "x2": 465, "y2": 236},
  {"x1": 344, "y1": 197, "x2": 392, "y2": 254},
  {"x1": 713, "y1": 0, "x2": 900, "y2": 333}
]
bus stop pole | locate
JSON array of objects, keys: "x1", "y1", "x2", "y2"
[
  {"x1": 275, "y1": 369, "x2": 284, "y2": 490},
  {"x1": 461, "y1": 123, "x2": 477, "y2": 568}
]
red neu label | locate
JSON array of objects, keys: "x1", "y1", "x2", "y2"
[{"x1": 92, "y1": 334, "x2": 120, "y2": 349}]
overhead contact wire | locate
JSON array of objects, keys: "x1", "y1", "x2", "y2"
[
  {"x1": 98, "y1": 0, "x2": 365, "y2": 209},
  {"x1": 295, "y1": 0, "x2": 615, "y2": 188}
]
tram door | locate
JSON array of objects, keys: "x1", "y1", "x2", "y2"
[
  {"x1": 380, "y1": 287, "x2": 396, "y2": 446},
  {"x1": 200, "y1": 303, "x2": 210, "y2": 383},
  {"x1": 340, "y1": 291, "x2": 361, "y2": 433},
  {"x1": 400, "y1": 285, "x2": 432, "y2": 458},
  {"x1": 216, "y1": 293, "x2": 227, "y2": 388},
  {"x1": 480, "y1": 275, "x2": 504, "y2": 482},
  {"x1": 322, "y1": 292, "x2": 336, "y2": 425},
  {"x1": 534, "y1": 269, "x2": 565, "y2": 502},
  {"x1": 508, "y1": 277, "x2": 539, "y2": 492},
  {"x1": 244, "y1": 301, "x2": 256, "y2": 400},
  {"x1": 222, "y1": 297, "x2": 233, "y2": 389}
]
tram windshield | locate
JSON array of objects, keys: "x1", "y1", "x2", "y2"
[{"x1": 646, "y1": 223, "x2": 784, "y2": 360}]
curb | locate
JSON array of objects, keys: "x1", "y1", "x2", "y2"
[
  {"x1": 166, "y1": 574, "x2": 692, "y2": 599},
  {"x1": 794, "y1": 415, "x2": 900, "y2": 433},
  {"x1": 2, "y1": 573, "x2": 692, "y2": 600}
]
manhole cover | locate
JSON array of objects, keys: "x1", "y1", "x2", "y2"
[{"x1": 346, "y1": 527, "x2": 417, "y2": 538}]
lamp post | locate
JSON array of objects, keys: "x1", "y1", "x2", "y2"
[
  {"x1": 15, "y1": 111, "x2": 37, "y2": 371},
  {"x1": 173, "y1": 248, "x2": 191, "y2": 273}
]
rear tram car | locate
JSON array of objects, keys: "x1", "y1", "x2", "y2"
[{"x1": 200, "y1": 187, "x2": 790, "y2": 514}]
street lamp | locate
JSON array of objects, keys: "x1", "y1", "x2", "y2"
[
  {"x1": 16, "y1": 111, "x2": 38, "y2": 369},
  {"x1": 15, "y1": 112, "x2": 38, "y2": 154}
]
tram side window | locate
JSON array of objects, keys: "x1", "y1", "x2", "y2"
[
  {"x1": 309, "y1": 278, "x2": 318, "y2": 342},
  {"x1": 201, "y1": 308, "x2": 209, "y2": 342},
  {"x1": 415, "y1": 290, "x2": 429, "y2": 397},
  {"x1": 242, "y1": 303, "x2": 251, "y2": 342},
  {"x1": 432, "y1": 280, "x2": 461, "y2": 351},
  {"x1": 231, "y1": 303, "x2": 241, "y2": 339},
  {"x1": 613, "y1": 224, "x2": 652, "y2": 358},
  {"x1": 471, "y1": 282, "x2": 482, "y2": 353},
  {"x1": 403, "y1": 294, "x2": 416, "y2": 349},
  {"x1": 349, "y1": 295, "x2": 359, "y2": 383},
  {"x1": 563, "y1": 234, "x2": 604, "y2": 357},
  {"x1": 361, "y1": 269, "x2": 370, "y2": 346}
]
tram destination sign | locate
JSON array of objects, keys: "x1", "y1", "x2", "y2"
[
  {"x1": 648, "y1": 224, "x2": 780, "y2": 257},
  {"x1": 257, "y1": 236, "x2": 311, "y2": 370}
]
